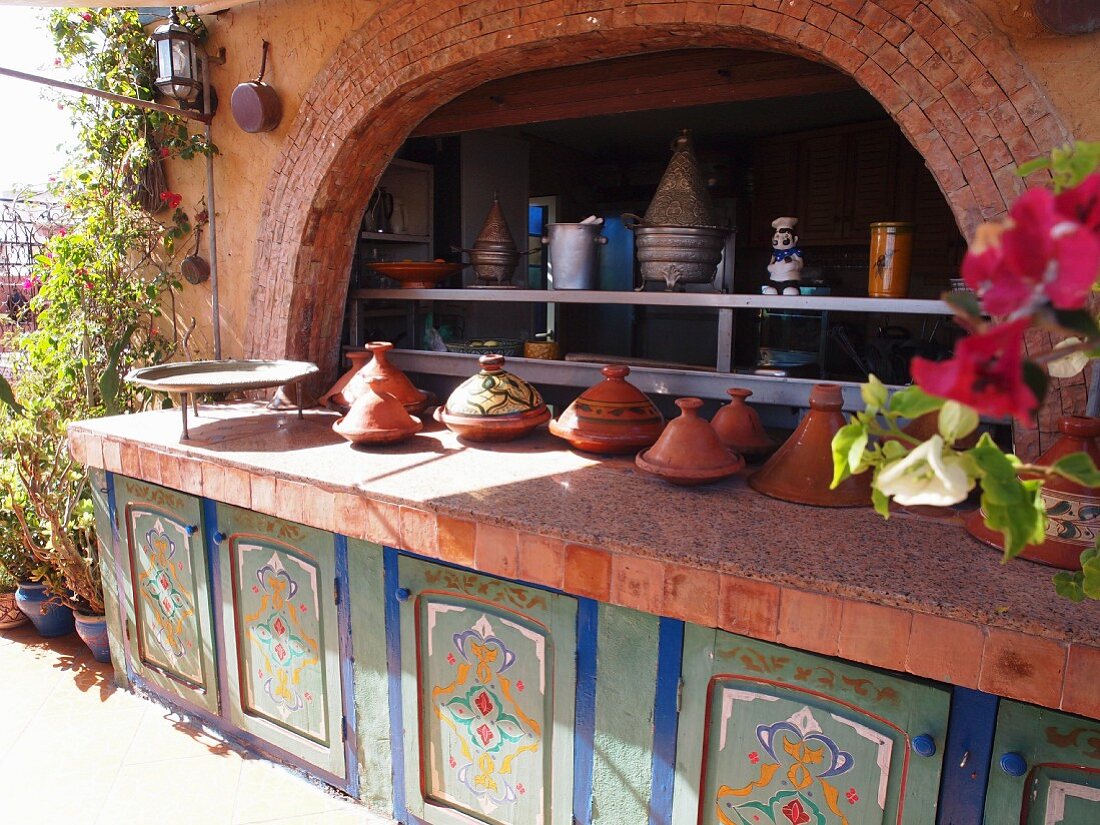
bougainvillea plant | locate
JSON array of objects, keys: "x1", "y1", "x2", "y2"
[{"x1": 832, "y1": 141, "x2": 1100, "y2": 602}]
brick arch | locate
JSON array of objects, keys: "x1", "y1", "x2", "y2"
[{"x1": 247, "y1": 0, "x2": 1070, "y2": 382}]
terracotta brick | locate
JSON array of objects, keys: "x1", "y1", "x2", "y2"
[
  {"x1": 475, "y1": 523, "x2": 518, "y2": 579},
  {"x1": 250, "y1": 473, "x2": 277, "y2": 515},
  {"x1": 201, "y1": 463, "x2": 226, "y2": 502},
  {"x1": 67, "y1": 431, "x2": 88, "y2": 466},
  {"x1": 804, "y1": 4, "x2": 835, "y2": 32},
  {"x1": 906, "y1": 613, "x2": 985, "y2": 688},
  {"x1": 822, "y1": 34, "x2": 865, "y2": 74},
  {"x1": 918, "y1": 54, "x2": 957, "y2": 90},
  {"x1": 741, "y1": 6, "x2": 782, "y2": 34},
  {"x1": 174, "y1": 456, "x2": 201, "y2": 495},
  {"x1": 959, "y1": 152, "x2": 1005, "y2": 218},
  {"x1": 400, "y1": 506, "x2": 438, "y2": 557},
  {"x1": 979, "y1": 628, "x2": 1067, "y2": 708},
  {"x1": 611, "y1": 555, "x2": 665, "y2": 615},
  {"x1": 1062, "y1": 644, "x2": 1100, "y2": 719},
  {"x1": 275, "y1": 478, "x2": 309, "y2": 524},
  {"x1": 838, "y1": 601, "x2": 912, "y2": 672},
  {"x1": 895, "y1": 100, "x2": 935, "y2": 139},
  {"x1": 718, "y1": 576, "x2": 780, "y2": 641},
  {"x1": 795, "y1": 22, "x2": 829, "y2": 52},
  {"x1": 118, "y1": 442, "x2": 141, "y2": 476},
  {"x1": 779, "y1": 0, "x2": 812, "y2": 20},
  {"x1": 898, "y1": 32, "x2": 934, "y2": 67},
  {"x1": 777, "y1": 589, "x2": 842, "y2": 656},
  {"x1": 892, "y1": 62, "x2": 940, "y2": 108},
  {"x1": 564, "y1": 543, "x2": 611, "y2": 601},
  {"x1": 1029, "y1": 113, "x2": 1070, "y2": 155},
  {"x1": 335, "y1": 492, "x2": 370, "y2": 540},
  {"x1": 827, "y1": 13, "x2": 861, "y2": 43},
  {"x1": 664, "y1": 564, "x2": 719, "y2": 627},
  {"x1": 221, "y1": 465, "x2": 252, "y2": 510},
  {"x1": 871, "y1": 41, "x2": 905, "y2": 73},
  {"x1": 85, "y1": 436, "x2": 105, "y2": 470},
  {"x1": 855, "y1": 60, "x2": 910, "y2": 114},
  {"x1": 517, "y1": 532, "x2": 564, "y2": 589},
  {"x1": 137, "y1": 447, "x2": 161, "y2": 486},
  {"x1": 304, "y1": 485, "x2": 335, "y2": 532},
  {"x1": 435, "y1": 515, "x2": 476, "y2": 566},
  {"x1": 366, "y1": 498, "x2": 402, "y2": 547},
  {"x1": 157, "y1": 453, "x2": 182, "y2": 490}
]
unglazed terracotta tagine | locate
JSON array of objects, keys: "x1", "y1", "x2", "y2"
[
  {"x1": 636, "y1": 397, "x2": 744, "y2": 486},
  {"x1": 967, "y1": 415, "x2": 1100, "y2": 569},
  {"x1": 550, "y1": 365, "x2": 665, "y2": 454},
  {"x1": 340, "y1": 342, "x2": 430, "y2": 414},
  {"x1": 333, "y1": 377, "x2": 422, "y2": 445},
  {"x1": 319, "y1": 350, "x2": 372, "y2": 409},
  {"x1": 710, "y1": 387, "x2": 777, "y2": 458},
  {"x1": 436, "y1": 354, "x2": 550, "y2": 442},
  {"x1": 749, "y1": 383, "x2": 872, "y2": 507}
]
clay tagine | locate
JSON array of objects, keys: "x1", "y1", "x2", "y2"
[
  {"x1": 635, "y1": 397, "x2": 744, "y2": 486},
  {"x1": 332, "y1": 377, "x2": 423, "y2": 445},
  {"x1": 710, "y1": 387, "x2": 777, "y2": 459},
  {"x1": 967, "y1": 415, "x2": 1100, "y2": 569},
  {"x1": 549, "y1": 365, "x2": 665, "y2": 454},
  {"x1": 339, "y1": 342, "x2": 429, "y2": 414},
  {"x1": 749, "y1": 383, "x2": 872, "y2": 507},
  {"x1": 319, "y1": 350, "x2": 372, "y2": 409},
  {"x1": 436, "y1": 354, "x2": 550, "y2": 442}
]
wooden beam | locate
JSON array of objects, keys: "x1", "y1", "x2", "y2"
[{"x1": 413, "y1": 49, "x2": 860, "y2": 137}]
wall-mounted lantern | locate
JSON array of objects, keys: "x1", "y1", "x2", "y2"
[{"x1": 151, "y1": 8, "x2": 208, "y2": 112}]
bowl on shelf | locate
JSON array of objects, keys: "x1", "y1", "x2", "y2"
[
  {"x1": 366, "y1": 261, "x2": 463, "y2": 288},
  {"x1": 445, "y1": 338, "x2": 525, "y2": 357}
]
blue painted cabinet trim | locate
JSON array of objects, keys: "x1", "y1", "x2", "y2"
[
  {"x1": 573, "y1": 598, "x2": 599, "y2": 825},
  {"x1": 334, "y1": 534, "x2": 361, "y2": 799},
  {"x1": 937, "y1": 687, "x2": 999, "y2": 825},
  {"x1": 649, "y1": 617, "x2": 683, "y2": 825},
  {"x1": 202, "y1": 497, "x2": 228, "y2": 721},
  {"x1": 383, "y1": 546, "x2": 408, "y2": 821}
]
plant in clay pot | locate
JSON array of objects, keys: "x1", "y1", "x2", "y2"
[
  {"x1": 832, "y1": 141, "x2": 1100, "y2": 601},
  {"x1": 0, "y1": 516, "x2": 33, "y2": 630}
]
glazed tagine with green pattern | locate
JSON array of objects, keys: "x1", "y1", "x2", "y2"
[{"x1": 437, "y1": 354, "x2": 550, "y2": 442}]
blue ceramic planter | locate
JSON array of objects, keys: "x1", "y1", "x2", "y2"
[
  {"x1": 15, "y1": 583, "x2": 75, "y2": 638},
  {"x1": 74, "y1": 612, "x2": 111, "y2": 663}
]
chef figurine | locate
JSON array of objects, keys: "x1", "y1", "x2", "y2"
[{"x1": 763, "y1": 216, "x2": 804, "y2": 295}]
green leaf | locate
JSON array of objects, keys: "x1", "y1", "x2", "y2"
[
  {"x1": 1015, "y1": 156, "x2": 1052, "y2": 178},
  {"x1": 1050, "y1": 452, "x2": 1100, "y2": 487},
  {"x1": 1082, "y1": 547, "x2": 1100, "y2": 601},
  {"x1": 1053, "y1": 571, "x2": 1086, "y2": 602},
  {"x1": 943, "y1": 290, "x2": 982, "y2": 320},
  {"x1": 871, "y1": 486, "x2": 891, "y2": 519},
  {"x1": 1022, "y1": 361, "x2": 1048, "y2": 406},
  {"x1": 1051, "y1": 309, "x2": 1100, "y2": 338},
  {"x1": 968, "y1": 433, "x2": 1047, "y2": 557},
  {"x1": 888, "y1": 385, "x2": 944, "y2": 419},
  {"x1": 860, "y1": 375, "x2": 888, "y2": 413},
  {"x1": 830, "y1": 421, "x2": 867, "y2": 489},
  {"x1": 938, "y1": 400, "x2": 979, "y2": 444},
  {"x1": 0, "y1": 373, "x2": 23, "y2": 415}
]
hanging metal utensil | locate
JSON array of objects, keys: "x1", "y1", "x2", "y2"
[
  {"x1": 181, "y1": 226, "x2": 210, "y2": 285},
  {"x1": 231, "y1": 41, "x2": 282, "y2": 133}
]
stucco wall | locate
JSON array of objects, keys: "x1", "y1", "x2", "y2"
[{"x1": 165, "y1": 0, "x2": 1098, "y2": 360}]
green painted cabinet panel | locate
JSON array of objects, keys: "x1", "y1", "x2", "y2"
[
  {"x1": 984, "y1": 700, "x2": 1100, "y2": 824},
  {"x1": 398, "y1": 556, "x2": 577, "y2": 825},
  {"x1": 215, "y1": 503, "x2": 346, "y2": 779},
  {"x1": 116, "y1": 476, "x2": 219, "y2": 714},
  {"x1": 674, "y1": 624, "x2": 950, "y2": 825},
  {"x1": 89, "y1": 468, "x2": 128, "y2": 684}
]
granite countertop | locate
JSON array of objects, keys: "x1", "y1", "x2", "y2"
[{"x1": 69, "y1": 403, "x2": 1100, "y2": 717}]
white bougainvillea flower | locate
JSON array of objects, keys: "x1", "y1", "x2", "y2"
[
  {"x1": 1047, "y1": 337, "x2": 1091, "y2": 379},
  {"x1": 875, "y1": 435, "x2": 974, "y2": 507}
]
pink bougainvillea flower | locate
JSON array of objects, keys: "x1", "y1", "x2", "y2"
[
  {"x1": 962, "y1": 187, "x2": 1100, "y2": 316},
  {"x1": 1055, "y1": 172, "x2": 1100, "y2": 232},
  {"x1": 910, "y1": 318, "x2": 1038, "y2": 423},
  {"x1": 160, "y1": 147, "x2": 171, "y2": 158}
]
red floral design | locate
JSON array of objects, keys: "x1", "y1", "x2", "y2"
[
  {"x1": 516, "y1": 680, "x2": 525, "y2": 692},
  {"x1": 747, "y1": 751, "x2": 759, "y2": 764},
  {"x1": 911, "y1": 318, "x2": 1037, "y2": 422},
  {"x1": 962, "y1": 186, "x2": 1100, "y2": 316},
  {"x1": 446, "y1": 652, "x2": 456, "y2": 665},
  {"x1": 517, "y1": 783, "x2": 526, "y2": 795},
  {"x1": 846, "y1": 788, "x2": 860, "y2": 804},
  {"x1": 780, "y1": 799, "x2": 810, "y2": 825},
  {"x1": 449, "y1": 755, "x2": 456, "y2": 768},
  {"x1": 473, "y1": 691, "x2": 493, "y2": 716}
]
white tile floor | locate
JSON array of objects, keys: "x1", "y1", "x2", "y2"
[{"x1": 0, "y1": 623, "x2": 389, "y2": 824}]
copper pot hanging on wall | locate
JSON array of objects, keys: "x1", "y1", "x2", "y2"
[{"x1": 231, "y1": 41, "x2": 283, "y2": 133}]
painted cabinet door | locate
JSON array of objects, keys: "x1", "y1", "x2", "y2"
[
  {"x1": 984, "y1": 700, "x2": 1100, "y2": 823},
  {"x1": 116, "y1": 476, "x2": 220, "y2": 715},
  {"x1": 215, "y1": 503, "x2": 347, "y2": 781},
  {"x1": 397, "y1": 555, "x2": 576, "y2": 825},
  {"x1": 674, "y1": 624, "x2": 950, "y2": 825}
]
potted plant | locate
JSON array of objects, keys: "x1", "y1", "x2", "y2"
[{"x1": 0, "y1": 534, "x2": 31, "y2": 631}]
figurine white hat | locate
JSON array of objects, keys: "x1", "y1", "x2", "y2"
[{"x1": 771, "y1": 217, "x2": 799, "y2": 230}]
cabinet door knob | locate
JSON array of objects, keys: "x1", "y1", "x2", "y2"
[
  {"x1": 213, "y1": 531, "x2": 227, "y2": 545},
  {"x1": 185, "y1": 525, "x2": 198, "y2": 537},
  {"x1": 999, "y1": 752, "x2": 1028, "y2": 777},
  {"x1": 396, "y1": 587, "x2": 411, "y2": 602},
  {"x1": 911, "y1": 734, "x2": 936, "y2": 757}
]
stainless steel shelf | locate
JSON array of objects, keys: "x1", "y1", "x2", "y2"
[
  {"x1": 359, "y1": 232, "x2": 431, "y2": 243},
  {"x1": 351, "y1": 288, "x2": 950, "y2": 315}
]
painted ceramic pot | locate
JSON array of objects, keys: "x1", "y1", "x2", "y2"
[
  {"x1": 340, "y1": 342, "x2": 430, "y2": 414},
  {"x1": 15, "y1": 582, "x2": 74, "y2": 637},
  {"x1": 636, "y1": 397, "x2": 744, "y2": 485},
  {"x1": 0, "y1": 592, "x2": 28, "y2": 630},
  {"x1": 74, "y1": 612, "x2": 111, "y2": 663},
  {"x1": 437, "y1": 354, "x2": 550, "y2": 442},
  {"x1": 967, "y1": 415, "x2": 1100, "y2": 569},
  {"x1": 749, "y1": 383, "x2": 872, "y2": 507},
  {"x1": 550, "y1": 365, "x2": 665, "y2": 454},
  {"x1": 319, "y1": 350, "x2": 372, "y2": 409},
  {"x1": 710, "y1": 387, "x2": 777, "y2": 458},
  {"x1": 333, "y1": 377, "x2": 423, "y2": 445}
]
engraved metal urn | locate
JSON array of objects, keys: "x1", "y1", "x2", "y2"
[{"x1": 455, "y1": 194, "x2": 528, "y2": 287}]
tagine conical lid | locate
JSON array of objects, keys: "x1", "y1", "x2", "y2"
[
  {"x1": 333, "y1": 377, "x2": 423, "y2": 445},
  {"x1": 749, "y1": 384, "x2": 872, "y2": 506},
  {"x1": 550, "y1": 365, "x2": 665, "y2": 454},
  {"x1": 968, "y1": 415, "x2": 1100, "y2": 569},
  {"x1": 320, "y1": 350, "x2": 372, "y2": 408},
  {"x1": 342, "y1": 342, "x2": 428, "y2": 413},
  {"x1": 635, "y1": 397, "x2": 743, "y2": 485},
  {"x1": 474, "y1": 194, "x2": 518, "y2": 252},
  {"x1": 643, "y1": 130, "x2": 718, "y2": 228},
  {"x1": 438, "y1": 354, "x2": 550, "y2": 442},
  {"x1": 711, "y1": 388, "x2": 777, "y2": 457}
]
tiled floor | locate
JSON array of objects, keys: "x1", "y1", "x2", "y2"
[{"x1": 0, "y1": 623, "x2": 385, "y2": 824}]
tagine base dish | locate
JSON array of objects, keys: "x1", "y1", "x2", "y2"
[
  {"x1": 635, "y1": 446, "x2": 744, "y2": 486},
  {"x1": 436, "y1": 407, "x2": 550, "y2": 443},
  {"x1": 965, "y1": 507, "x2": 1084, "y2": 570},
  {"x1": 333, "y1": 416, "x2": 423, "y2": 446},
  {"x1": 366, "y1": 262, "x2": 463, "y2": 288},
  {"x1": 548, "y1": 423, "x2": 660, "y2": 455}
]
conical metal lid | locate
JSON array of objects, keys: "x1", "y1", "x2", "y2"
[
  {"x1": 474, "y1": 193, "x2": 517, "y2": 251},
  {"x1": 643, "y1": 130, "x2": 718, "y2": 227}
]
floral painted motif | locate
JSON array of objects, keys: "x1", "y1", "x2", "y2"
[
  {"x1": 432, "y1": 615, "x2": 540, "y2": 813},
  {"x1": 244, "y1": 557, "x2": 319, "y2": 714},
  {"x1": 136, "y1": 524, "x2": 195, "y2": 661}
]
